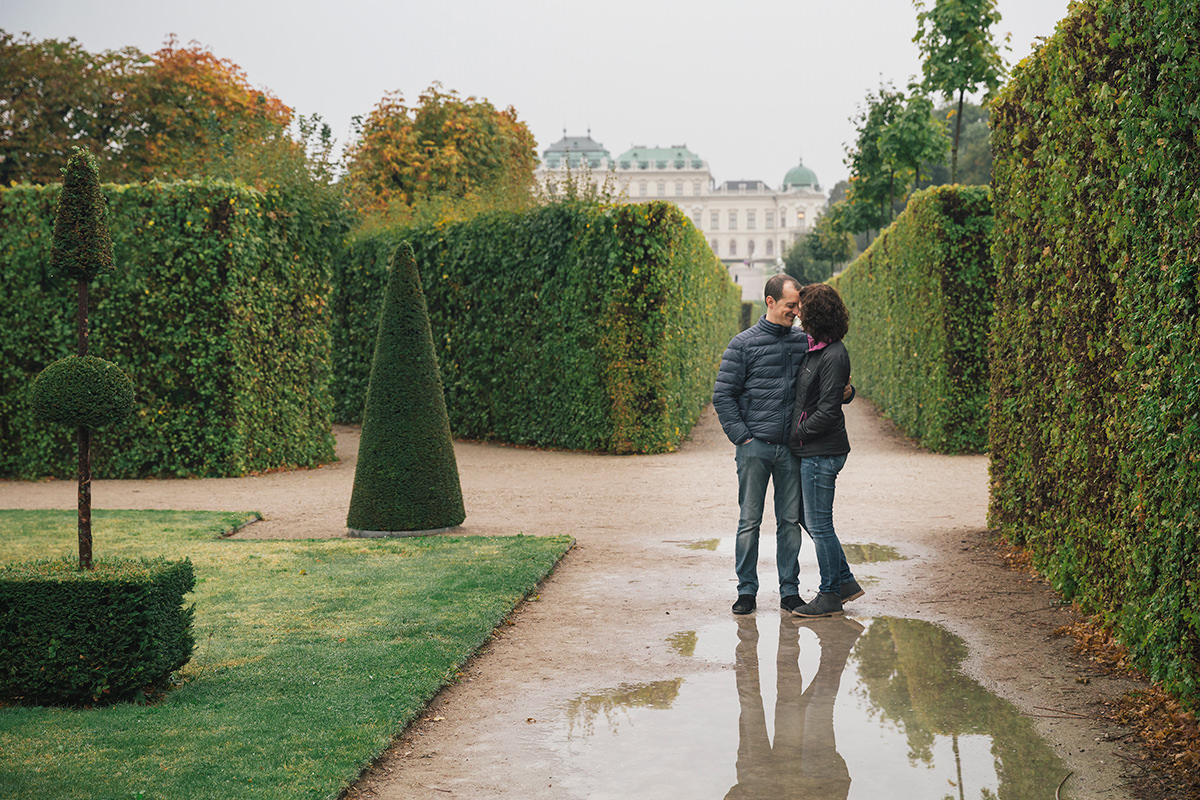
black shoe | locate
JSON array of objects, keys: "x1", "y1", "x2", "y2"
[
  {"x1": 780, "y1": 595, "x2": 804, "y2": 613},
  {"x1": 732, "y1": 595, "x2": 756, "y2": 615},
  {"x1": 839, "y1": 579, "x2": 865, "y2": 603},
  {"x1": 791, "y1": 592, "x2": 844, "y2": 618}
]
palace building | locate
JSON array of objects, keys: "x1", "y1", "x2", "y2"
[{"x1": 537, "y1": 132, "x2": 827, "y2": 299}]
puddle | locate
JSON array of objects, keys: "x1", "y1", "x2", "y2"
[
  {"x1": 544, "y1": 616, "x2": 1069, "y2": 799},
  {"x1": 666, "y1": 630, "x2": 698, "y2": 657},
  {"x1": 680, "y1": 538, "x2": 904, "y2": 563},
  {"x1": 841, "y1": 542, "x2": 905, "y2": 563},
  {"x1": 677, "y1": 539, "x2": 721, "y2": 551}
]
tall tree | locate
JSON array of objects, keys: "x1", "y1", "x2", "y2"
[
  {"x1": 342, "y1": 84, "x2": 537, "y2": 216},
  {"x1": 841, "y1": 85, "x2": 905, "y2": 236},
  {"x1": 921, "y1": 102, "x2": 993, "y2": 188},
  {"x1": 0, "y1": 32, "x2": 140, "y2": 185},
  {"x1": 879, "y1": 89, "x2": 948, "y2": 193},
  {"x1": 841, "y1": 84, "x2": 944, "y2": 237},
  {"x1": 913, "y1": 0, "x2": 1007, "y2": 182},
  {"x1": 120, "y1": 37, "x2": 295, "y2": 182},
  {"x1": 0, "y1": 32, "x2": 303, "y2": 186}
]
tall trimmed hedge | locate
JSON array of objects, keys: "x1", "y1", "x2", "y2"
[
  {"x1": 0, "y1": 180, "x2": 344, "y2": 478},
  {"x1": 989, "y1": 0, "x2": 1199, "y2": 703},
  {"x1": 831, "y1": 185, "x2": 994, "y2": 453},
  {"x1": 332, "y1": 201, "x2": 741, "y2": 453}
]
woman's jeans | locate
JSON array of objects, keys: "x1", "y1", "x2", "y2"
[
  {"x1": 799, "y1": 453, "x2": 855, "y2": 594},
  {"x1": 734, "y1": 439, "x2": 803, "y2": 599}
]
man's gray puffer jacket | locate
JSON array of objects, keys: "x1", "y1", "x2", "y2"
[{"x1": 712, "y1": 316, "x2": 809, "y2": 446}]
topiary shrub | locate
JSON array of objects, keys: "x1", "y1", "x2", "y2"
[
  {"x1": 0, "y1": 557, "x2": 195, "y2": 706},
  {"x1": 31, "y1": 355, "x2": 134, "y2": 429},
  {"x1": 51, "y1": 146, "x2": 114, "y2": 283},
  {"x1": 346, "y1": 241, "x2": 465, "y2": 534}
]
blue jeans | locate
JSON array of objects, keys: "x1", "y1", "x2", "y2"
[
  {"x1": 800, "y1": 454, "x2": 855, "y2": 594},
  {"x1": 734, "y1": 439, "x2": 803, "y2": 598}
]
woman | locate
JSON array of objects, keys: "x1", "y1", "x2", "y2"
[{"x1": 787, "y1": 283, "x2": 862, "y2": 618}]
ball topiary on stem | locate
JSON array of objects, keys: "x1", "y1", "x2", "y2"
[
  {"x1": 31, "y1": 356, "x2": 134, "y2": 430},
  {"x1": 347, "y1": 241, "x2": 465, "y2": 534}
]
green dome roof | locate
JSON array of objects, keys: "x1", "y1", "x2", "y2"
[{"x1": 782, "y1": 160, "x2": 820, "y2": 190}]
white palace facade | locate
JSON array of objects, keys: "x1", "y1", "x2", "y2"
[{"x1": 536, "y1": 132, "x2": 827, "y2": 299}]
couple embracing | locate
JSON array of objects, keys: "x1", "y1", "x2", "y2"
[{"x1": 712, "y1": 274, "x2": 863, "y2": 618}]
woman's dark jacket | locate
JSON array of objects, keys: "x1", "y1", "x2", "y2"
[{"x1": 788, "y1": 339, "x2": 851, "y2": 457}]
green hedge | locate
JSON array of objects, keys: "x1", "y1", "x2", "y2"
[
  {"x1": 332, "y1": 201, "x2": 741, "y2": 453},
  {"x1": 831, "y1": 185, "x2": 994, "y2": 453},
  {"x1": 989, "y1": 0, "x2": 1199, "y2": 703},
  {"x1": 0, "y1": 180, "x2": 344, "y2": 478},
  {"x1": 0, "y1": 557, "x2": 195, "y2": 706}
]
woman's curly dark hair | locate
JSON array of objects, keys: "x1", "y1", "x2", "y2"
[{"x1": 797, "y1": 283, "x2": 849, "y2": 343}]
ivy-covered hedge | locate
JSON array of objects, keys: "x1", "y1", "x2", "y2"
[
  {"x1": 989, "y1": 0, "x2": 1199, "y2": 703},
  {"x1": 332, "y1": 201, "x2": 741, "y2": 453},
  {"x1": 0, "y1": 180, "x2": 343, "y2": 478},
  {"x1": 831, "y1": 185, "x2": 994, "y2": 453}
]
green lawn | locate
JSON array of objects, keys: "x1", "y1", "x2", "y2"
[{"x1": 0, "y1": 509, "x2": 572, "y2": 799}]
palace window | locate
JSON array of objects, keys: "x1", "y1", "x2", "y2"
[
  {"x1": 729, "y1": 240, "x2": 737, "y2": 256},
  {"x1": 728, "y1": 211, "x2": 738, "y2": 231},
  {"x1": 710, "y1": 211, "x2": 720, "y2": 230},
  {"x1": 766, "y1": 211, "x2": 775, "y2": 229},
  {"x1": 747, "y1": 211, "x2": 757, "y2": 230}
]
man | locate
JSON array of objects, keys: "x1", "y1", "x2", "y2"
[{"x1": 712, "y1": 275, "x2": 852, "y2": 615}]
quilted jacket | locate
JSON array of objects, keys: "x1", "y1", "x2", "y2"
[{"x1": 712, "y1": 316, "x2": 810, "y2": 446}]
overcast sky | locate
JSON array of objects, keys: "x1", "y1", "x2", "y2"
[{"x1": 5, "y1": 0, "x2": 1072, "y2": 191}]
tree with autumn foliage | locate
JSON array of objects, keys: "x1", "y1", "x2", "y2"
[
  {"x1": 342, "y1": 84, "x2": 538, "y2": 219},
  {"x1": 0, "y1": 32, "x2": 315, "y2": 188},
  {"x1": 118, "y1": 36, "x2": 297, "y2": 183}
]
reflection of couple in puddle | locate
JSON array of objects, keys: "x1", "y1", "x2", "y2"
[{"x1": 725, "y1": 614, "x2": 864, "y2": 800}]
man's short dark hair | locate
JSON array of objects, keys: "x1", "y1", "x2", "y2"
[{"x1": 764, "y1": 274, "x2": 800, "y2": 302}]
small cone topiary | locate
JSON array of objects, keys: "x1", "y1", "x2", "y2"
[
  {"x1": 347, "y1": 242, "x2": 465, "y2": 534},
  {"x1": 52, "y1": 146, "x2": 114, "y2": 282}
]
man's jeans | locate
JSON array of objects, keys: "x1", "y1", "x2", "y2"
[
  {"x1": 799, "y1": 453, "x2": 855, "y2": 594},
  {"x1": 734, "y1": 439, "x2": 803, "y2": 598}
]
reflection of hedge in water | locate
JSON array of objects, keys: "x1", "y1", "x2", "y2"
[
  {"x1": 564, "y1": 678, "x2": 683, "y2": 738},
  {"x1": 853, "y1": 618, "x2": 1064, "y2": 799}
]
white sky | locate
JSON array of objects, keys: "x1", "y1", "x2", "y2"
[{"x1": 3, "y1": 0, "x2": 1072, "y2": 192}]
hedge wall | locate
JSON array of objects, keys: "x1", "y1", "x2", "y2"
[
  {"x1": 0, "y1": 180, "x2": 343, "y2": 478},
  {"x1": 989, "y1": 0, "x2": 1199, "y2": 703},
  {"x1": 332, "y1": 201, "x2": 741, "y2": 453},
  {"x1": 831, "y1": 185, "x2": 994, "y2": 453}
]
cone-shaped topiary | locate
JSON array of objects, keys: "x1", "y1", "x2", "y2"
[
  {"x1": 31, "y1": 355, "x2": 135, "y2": 429},
  {"x1": 347, "y1": 242, "x2": 465, "y2": 533},
  {"x1": 52, "y1": 146, "x2": 114, "y2": 282}
]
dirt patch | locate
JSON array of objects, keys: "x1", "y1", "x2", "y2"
[{"x1": 0, "y1": 399, "x2": 1180, "y2": 798}]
